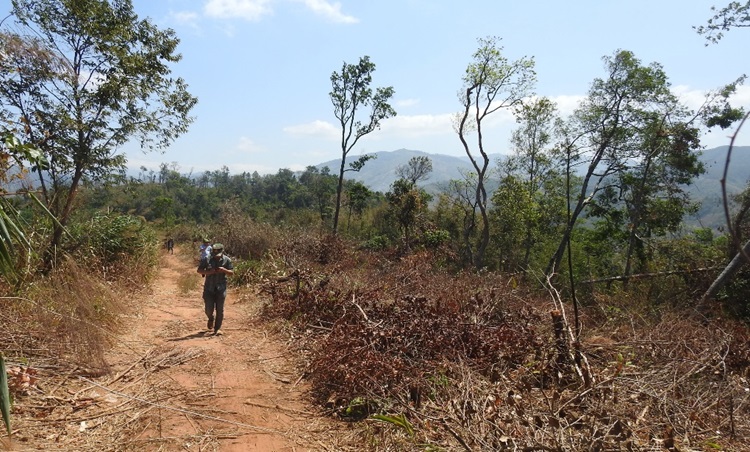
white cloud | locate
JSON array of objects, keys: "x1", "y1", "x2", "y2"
[
  {"x1": 201, "y1": 0, "x2": 358, "y2": 24},
  {"x1": 667, "y1": 84, "x2": 750, "y2": 148},
  {"x1": 396, "y1": 98, "x2": 420, "y2": 108},
  {"x1": 284, "y1": 120, "x2": 339, "y2": 139},
  {"x1": 672, "y1": 84, "x2": 750, "y2": 113},
  {"x1": 297, "y1": 0, "x2": 358, "y2": 24},
  {"x1": 545, "y1": 85, "x2": 750, "y2": 150},
  {"x1": 286, "y1": 114, "x2": 455, "y2": 143},
  {"x1": 235, "y1": 136, "x2": 267, "y2": 154},
  {"x1": 379, "y1": 113, "x2": 454, "y2": 137},
  {"x1": 548, "y1": 94, "x2": 585, "y2": 116},
  {"x1": 484, "y1": 108, "x2": 517, "y2": 128},
  {"x1": 171, "y1": 10, "x2": 200, "y2": 27},
  {"x1": 737, "y1": 84, "x2": 750, "y2": 101},
  {"x1": 727, "y1": 84, "x2": 750, "y2": 108},
  {"x1": 673, "y1": 85, "x2": 713, "y2": 111},
  {"x1": 204, "y1": 0, "x2": 273, "y2": 21},
  {"x1": 373, "y1": 96, "x2": 580, "y2": 150}
]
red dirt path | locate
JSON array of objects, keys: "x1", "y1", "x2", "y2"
[{"x1": 100, "y1": 246, "x2": 336, "y2": 450}]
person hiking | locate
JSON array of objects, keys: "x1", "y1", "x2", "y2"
[
  {"x1": 197, "y1": 243, "x2": 234, "y2": 336},
  {"x1": 166, "y1": 237, "x2": 174, "y2": 254}
]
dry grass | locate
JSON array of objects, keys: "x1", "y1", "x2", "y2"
[
  {"x1": 2, "y1": 256, "x2": 135, "y2": 375},
  {"x1": 176, "y1": 272, "x2": 201, "y2": 296},
  {"x1": 203, "y1": 200, "x2": 284, "y2": 261},
  {"x1": 0, "y1": 241, "x2": 158, "y2": 449}
]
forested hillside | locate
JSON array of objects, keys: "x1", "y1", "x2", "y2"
[
  {"x1": 315, "y1": 148, "x2": 484, "y2": 193},
  {"x1": 318, "y1": 145, "x2": 750, "y2": 229},
  {"x1": 688, "y1": 145, "x2": 750, "y2": 228}
]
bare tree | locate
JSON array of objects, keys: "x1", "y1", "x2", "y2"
[{"x1": 396, "y1": 155, "x2": 433, "y2": 185}]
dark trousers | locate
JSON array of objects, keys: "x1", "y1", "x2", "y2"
[{"x1": 203, "y1": 290, "x2": 226, "y2": 332}]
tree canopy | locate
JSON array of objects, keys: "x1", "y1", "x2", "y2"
[
  {"x1": 0, "y1": 0, "x2": 197, "y2": 258},
  {"x1": 329, "y1": 55, "x2": 396, "y2": 234},
  {"x1": 697, "y1": 1, "x2": 750, "y2": 43},
  {"x1": 456, "y1": 36, "x2": 536, "y2": 268}
]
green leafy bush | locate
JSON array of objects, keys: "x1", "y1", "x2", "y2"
[
  {"x1": 361, "y1": 235, "x2": 389, "y2": 251},
  {"x1": 421, "y1": 229, "x2": 450, "y2": 248},
  {"x1": 231, "y1": 259, "x2": 262, "y2": 287},
  {"x1": 69, "y1": 211, "x2": 159, "y2": 285}
]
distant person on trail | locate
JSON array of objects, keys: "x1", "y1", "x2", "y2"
[
  {"x1": 197, "y1": 243, "x2": 234, "y2": 336},
  {"x1": 166, "y1": 238, "x2": 174, "y2": 254}
]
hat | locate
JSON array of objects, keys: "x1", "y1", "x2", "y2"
[{"x1": 211, "y1": 243, "x2": 224, "y2": 253}]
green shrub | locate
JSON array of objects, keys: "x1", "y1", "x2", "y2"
[
  {"x1": 361, "y1": 235, "x2": 389, "y2": 251},
  {"x1": 68, "y1": 211, "x2": 159, "y2": 286},
  {"x1": 231, "y1": 259, "x2": 262, "y2": 287},
  {"x1": 421, "y1": 228, "x2": 450, "y2": 248}
]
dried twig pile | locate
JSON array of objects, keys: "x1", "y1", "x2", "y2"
[
  {"x1": 4, "y1": 345, "x2": 217, "y2": 450},
  {"x1": 260, "y1": 235, "x2": 750, "y2": 451}
]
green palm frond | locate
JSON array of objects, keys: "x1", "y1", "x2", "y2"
[
  {"x1": 0, "y1": 354, "x2": 11, "y2": 436},
  {"x1": 0, "y1": 200, "x2": 30, "y2": 279},
  {"x1": 371, "y1": 413, "x2": 415, "y2": 436}
]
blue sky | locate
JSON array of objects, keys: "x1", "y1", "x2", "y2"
[{"x1": 9, "y1": 0, "x2": 750, "y2": 175}]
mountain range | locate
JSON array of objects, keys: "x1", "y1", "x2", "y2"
[
  {"x1": 686, "y1": 145, "x2": 750, "y2": 228},
  {"x1": 317, "y1": 148, "x2": 492, "y2": 194},
  {"x1": 318, "y1": 146, "x2": 750, "y2": 230}
]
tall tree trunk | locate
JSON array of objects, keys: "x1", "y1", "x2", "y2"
[
  {"x1": 547, "y1": 200, "x2": 588, "y2": 275},
  {"x1": 462, "y1": 207, "x2": 476, "y2": 267},
  {"x1": 546, "y1": 137, "x2": 613, "y2": 276},
  {"x1": 474, "y1": 176, "x2": 490, "y2": 268},
  {"x1": 622, "y1": 153, "x2": 654, "y2": 289},
  {"x1": 701, "y1": 240, "x2": 750, "y2": 303},
  {"x1": 332, "y1": 159, "x2": 346, "y2": 234},
  {"x1": 44, "y1": 166, "x2": 83, "y2": 269}
]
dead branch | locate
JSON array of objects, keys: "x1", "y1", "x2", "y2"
[
  {"x1": 441, "y1": 419, "x2": 473, "y2": 452},
  {"x1": 243, "y1": 400, "x2": 314, "y2": 416},
  {"x1": 76, "y1": 377, "x2": 283, "y2": 434},
  {"x1": 581, "y1": 266, "x2": 722, "y2": 284}
]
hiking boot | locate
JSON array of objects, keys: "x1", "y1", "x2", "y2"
[
  {"x1": 207, "y1": 319, "x2": 214, "y2": 331},
  {"x1": 214, "y1": 329, "x2": 223, "y2": 336}
]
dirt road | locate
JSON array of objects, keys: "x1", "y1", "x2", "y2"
[{"x1": 97, "y1": 246, "x2": 332, "y2": 451}]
